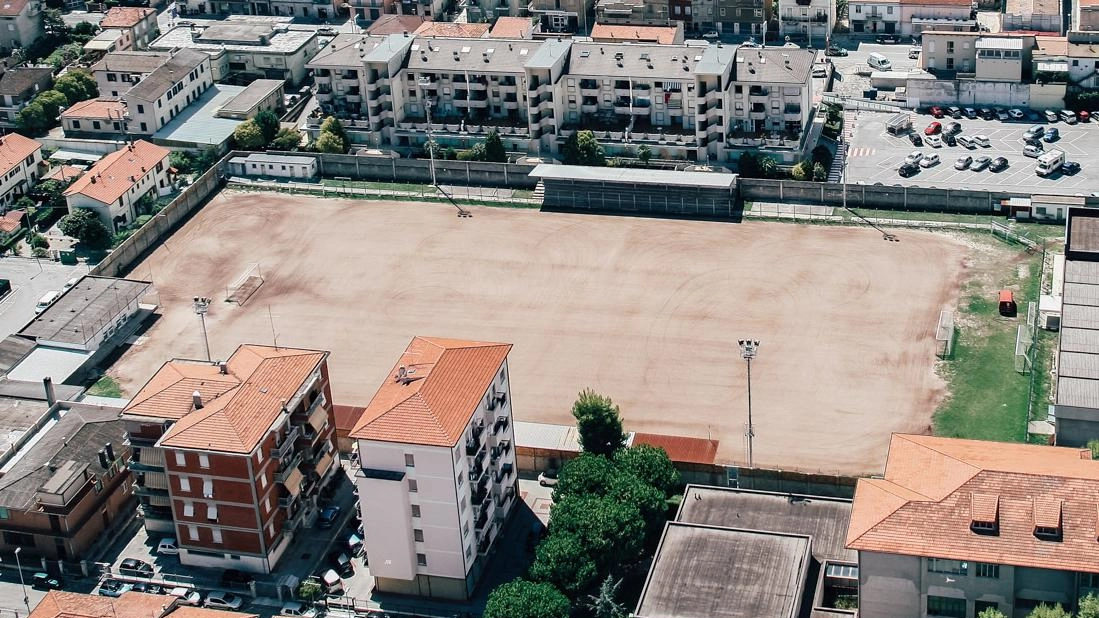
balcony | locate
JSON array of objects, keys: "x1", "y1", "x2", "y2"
[
  {"x1": 279, "y1": 493, "x2": 299, "y2": 509},
  {"x1": 274, "y1": 451, "x2": 304, "y2": 482},
  {"x1": 749, "y1": 86, "x2": 770, "y2": 97},
  {"x1": 493, "y1": 415, "x2": 509, "y2": 435},
  {"x1": 129, "y1": 460, "x2": 164, "y2": 473},
  {"x1": 475, "y1": 506, "x2": 491, "y2": 530},
  {"x1": 470, "y1": 420, "x2": 485, "y2": 444},
  {"x1": 271, "y1": 426, "x2": 302, "y2": 460},
  {"x1": 472, "y1": 483, "x2": 489, "y2": 506},
  {"x1": 494, "y1": 462, "x2": 513, "y2": 484},
  {"x1": 466, "y1": 437, "x2": 483, "y2": 456},
  {"x1": 134, "y1": 484, "x2": 169, "y2": 498}
]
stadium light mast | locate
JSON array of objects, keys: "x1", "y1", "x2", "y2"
[
  {"x1": 738, "y1": 339, "x2": 760, "y2": 469},
  {"x1": 193, "y1": 296, "x2": 212, "y2": 362},
  {"x1": 418, "y1": 77, "x2": 437, "y2": 188}
]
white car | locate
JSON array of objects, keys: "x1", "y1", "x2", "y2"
[
  {"x1": 956, "y1": 135, "x2": 975, "y2": 149},
  {"x1": 1008, "y1": 108, "x2": 1025, "y2": 119},
  {"x1": 1023, "y1": 144, "x2": 1044, "y2": 158},
  {"x1": 908, "y1": 46, "x2": 921, "y2": 59},
  {"x1": 904, "y1": 151, "x2": 924, "y2": 165},
  {"x1": 157, "y1": 538, "x2": 179, "y2": 555},
  {"x1": 919, "y1": 153, "x2": 940, "y2": 167},
  {"x1": 925, "y1": 134, "x2": 942, "y2": 148},
  {"x1": 955, "y1": 155, "x2": 972, "y2": 170},
  {"x1": 205, "y1": 591, "x2": 244, "y2": 611},
  {"x1": 538, "y1": 469, "x2": 560, "y2": 486},
  {"x1": 280, "y1": 602, "x2": 318, "y2": 618},
  {"x1": 1044, "y1": 110, "x2": 1059, "y2": 122},
  {"x1": 701, "y1": 30, "x2": 720, "y2": 40},
  {"x1": 169, "y1": 588, "x2": 202, "y2": 606},
  {"x1": 972, "y1": 135, "x2": 990, "y2": 147},
  {"x1": 812, "y1": 65, "x2": 828, "y2": 78}
]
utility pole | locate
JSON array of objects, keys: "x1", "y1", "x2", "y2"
[
  {"x1": 192, "y1": 296, "x2": 211, "y2": 361},
  {"x1": 738, "y1": 339, "x2": 760, "y2": 469}
]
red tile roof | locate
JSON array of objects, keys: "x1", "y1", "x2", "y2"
[
  {"x1": 414, "y1": 21, "x2": 490, "y2": 38},
  {"x1": 169, "y1": 607, "x2": 258, "y2": 618},
  {"x1": 846, "y1": 434, "x2": 1099, "y2": 573},
  {"x1": 0, "y1": 132, "x2": 40, "y2": 178},
  {"x1": 100, "y1": 7, "x2": 156, "y2": 28},
  {"x1": 123, "y1": 344, "x2": 328, "y2": 454},
  {"x1": 590, "y1": 23, "x2": 681, "y2": 44},
  {"x1": 63, "y1": 140, "x2": 169, "y2": 206},
  {"x1": 366, "y1": 14, "x2": 428, "y2": 35},
  {"x1": 333, "y1": 404, "x2": 366, "y2": 436},
  {"x1": 61, "y1": 98, "x2": 126, "y2": 120},
  {"x1": 350, "y1": 337, "x2": 511, "y2": 447},
  {"x1": 30, "y1": 591, "x2": 174, "y2": 618},
  {"x1": 0, "y1": 0, "x2": 30, "y2": 17},
  {"x1": 43, "y1": 166, "x2": 84, "y2": 182},
  {"x1": 0, "y1": 209, "x2": 24, "y2": 234},
  {"x1": 490, "y1": 17, "x2": 534, "y2": 38},
  {"x1": 632, "y1": 432, "x2": 719, "y2": 465}
]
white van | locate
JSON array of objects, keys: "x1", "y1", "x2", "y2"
[
  {"x1": 868, "y1": 52, "x2": 892, "y2": 71},
  {"x1": 35, "y1": 291, "x2": 59, "y2": 314},
  {"x1": 320, "y1": 569, "x2": 343, "y2": 595}
]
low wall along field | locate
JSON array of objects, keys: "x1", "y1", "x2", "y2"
[{"x1": 111, "y1": 191, "x2": 968, "y2": 475}]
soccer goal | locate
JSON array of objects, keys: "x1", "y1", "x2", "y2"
[
  {"x1": 1015, "y1": 324, "x2": 1033, "y2": 374},
  {"x1": 936, "y1": 309, "x2": 956, "y2": 360},
  {"x1": 226, "y1": 263, "x2": 264, "y2": 306}
]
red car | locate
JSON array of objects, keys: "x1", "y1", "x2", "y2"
[
  {"x1": 929, "y1": 106, "x2": 945, "y2": 118},
  {"x1": 1080, "y1": 110, "x2": 1091, "y2": 122},
  {"x1": 924, "y1": 121, "x2": 942, "y2": 135}
]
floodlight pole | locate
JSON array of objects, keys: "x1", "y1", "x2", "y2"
[
  {"x1": 418, "y1": 77, "x2": 437, "y2": 188},
  {"x1": 14, "y1": 547, "x2": 28, "y2": 613},
  {"x1": 192, "y1": 296, "x2": 211, "y2": 361},
  {"x1": 738, "y1": 339, "x2": 760, "y2": 469}
]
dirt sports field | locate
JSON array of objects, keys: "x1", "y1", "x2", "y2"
[{"x1": 112, "y1": 191, "x2": 968, "y2": 475}]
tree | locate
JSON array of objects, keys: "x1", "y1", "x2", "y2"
[
  {"x1": 738, "y1": 152, "x2": 760, "y2": 177},
  {"x1": 553, "y1": 453, "x2": 619, "y2": 502},
  {"x1": 16, "y1": 102, "x2": 48, "y2": 133},
  {"x1": 790, "y1": 160, "x2": 811, "y2": 181},
  {"x1": 45, "y1": 43, "x2": 84, "y2": 70},
  {"x1": 562, "y1": 130, "x2": 605, "y2": 166},
  {"x1": 254, "y1": 109, "x2": 280, "y2": 143},
  {"x1": 29, "y1": 233, "x2": 49, "y2": 249},
  {"x1": 812, "y1": 162, "x2": 827, "y2": 181},
  {"x1": 42, "y1": 8, "x2": 66, "y2": 37},
  {"x1": 271, "y1": 127, "x2": 302, "y2": 151},
  {"x1": 1027, "y1": 604, "x2": 1071, "y2": 618},
  {"x1": 637, "y1": 144, "x2": 652, "y2": 167},
  {"x1": 528, "y1": 532, "x2": 600, "y2": 595},
  {"x1": 169, "y1": 151, "x2": 195, "y2": 175},
  {"x1": 36, "y1": 90, "x2": 68, "y2": 121},
  {"x1": 319, "y1": 115, "x2": 349, "y2": 146},
  {"x1": 572, "y1": 389, "x2": 626, "y2": 457},
  {"x1": 194, "y1": 147, "x2": 222, "y2": 174},
  {"x1": 315, "y1": 131, "x2": 347, "y2": 154},
  {"x1": 757, "y1": 154, "x2": 779, "y2": 179},
  {"x1": 483, "y1": 130, "x2": 507, "y2": 163},
  {"x1": 14, "y1": 196, "x2": 35, "y2": 211},
  {"x1": 606, "y1": 470, "x2": 667, "y2": 544},
  {"x1": 484, "y1": 580, "x2": 570, "y2": 618},
  {"x1": 55, "y1": 69, "x2": 98, "y2": 104},
  {"x1": 977, "y1": 609, "x2": 1007, "y2": 618},
  {"x1": 1079, "y1": 593, "x2": 1099, "y2": 618},
  {"x1": 613, "y1": 445, "x2": 679, "y2": 496},
  {"x1": 233, "y1": 120, "x2": 266, "y2": 150},
  {"x1": 548, "y1": 494, "x2": 645, "y2": 572},
  {"x1": 59, "y1": 209, "x2": 110, "y2": 249},
  {"x1": 297, "y1": 579, "x2": 323, "y2": 602},
  {"x1": 31, "y1": 179, "x2": 68, "y2": 212},
  {"x1": 71, "y1": 21, "x2": 98, "y2": 42},
  {"x1": 585, "y1": 576, "x2": 628, "y2": 618}
]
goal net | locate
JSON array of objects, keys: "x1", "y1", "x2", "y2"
[
  {"x1": 226, "y1": 263, "x2": 264, "y2": 306},
  {"x1": 1015, "y1": 324, "x2": 1033, "y2": 374},
  {"x1": 936, "y1": 310, "x2": 956, "y2": 360}
]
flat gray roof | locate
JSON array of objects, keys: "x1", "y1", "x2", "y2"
[
  {"x1": 154, "y1": 84, "x2": 246, "y2": 146},
  {"x1": 407, "y1": 37, "x2": 542, "y2": 74},
  {"x1": 0, "y1": 396, "x2": 50, "y2": 457},
  {"x1": 1057, "y1": 254, "x2": 1099, "y2": 409},
  {"x1": 1069, "y1": 215, "x2": 1099, "y2": 255},
  {"x1": 18, "y1": 276, "x2": 150, "y2": 346},
  {"x1": 91, "y1": 51, "x2": 171, "y2": 75},
  {"x1": 525, "y1": 37, "x2": 572, "y2": 69},
  {"x1": 152, "y1": 24, "x2": 315, "y2": 54},
  {"x1": 531, "y1": 163, "x2": 736, "y2": 189},
  {"x1": 635, "y1": 522, "x2": 810, "y2": 618},
  {"x1": 733, "y1": 47, "x2": 814, "y2": 84},
  {"x1": 235, "y1": 153, "x2": 316, "y2": 165},
  {"x1": 569, "y1": 40, "x2": 711, "y2": 80},
  {"x1": 513, "y1": 420, "x2": 582, "y2": 452},
  {"x1": 677, "y1": 486, "x2": 856, "y2": 562},
  {"x1": 219, "y1": 79, "x2": 284, "y2": 115},
  {"x1": 5, "y1": 347, "x2": 92, "y2": 383},
  {"x1": 1060, "y1": 327, "x2": 1099, "y2": 354}
]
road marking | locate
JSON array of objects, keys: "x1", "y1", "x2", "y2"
[{"x1": 849, "y1": 147, "x2": 877, "y2": 157}]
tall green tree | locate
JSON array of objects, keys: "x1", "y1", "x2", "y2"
[
  {"x1": 528, "y1": 532, "x2": 600, "y2": 595},
  {"x1": 37, "y1": 90, "x2": 68, "y2": 121},
  {"x1": 315, "y1": 132, "x2": 347, "y2": 154},
  {"x1": 553, "y1": 453, "x2": 619, "y2": 502},
  {"x1": 271, "y1": 127, "x2": 302, "y2": 151},
  {"x1": 606, "y1": 470, "x2": 668, "y2": 544},
  {"x1": 484, "y1": 580, "x2": 570, "y2": 618},
  {"x1": 1079, "y1": 594, "x2": 1099, "y2": 618},
  {"x1": 585, "y1": 576, "x2": 628, "y2": 618},
  {"x1": 613, "y1": 444, "x2": 679, "y2": 496},
  {"x1": 572, "y1": 389, "x2": 626, "y2": 457},
  {"x1": 548, "y1": 494, "x2": 645, "y2": 572},
  {"x1": 16, "y1": 102, "x2": 48, "y2": 133},
  {"x1": 562, "y1": 130, "x2": 605, "y2": 166},
  {"x1": 59, "y1": 209, "x2": 110, "y2": 249},
  {"x1": 233, "y1": 120, "x2": 265, "y2": 150},
  {"x1": 1027, "y1": 604, "x2": 1071, "y2": 618},
  {"x1": 55, "y1": 69, "x2": 98, "y2": 104},
  {"x1": 320, "y1": 115, "x2": 349, "y2": 145},
  {"x1": 977, "y1": 610, "x2": 1006, "y2": 618},
  {"x1": 254, "y1": 109, "x2": 280, "y2": 143},
  {"x1": 483, "y1": 130, "x2": 507, "y2": 162},
  {"x1": 637, "y1": 144, "x2": 652, "y2": 166}
]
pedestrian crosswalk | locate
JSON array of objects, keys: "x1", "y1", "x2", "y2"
[{"x1": 847, "y1": 147, "x2": 877, "y2": 158}]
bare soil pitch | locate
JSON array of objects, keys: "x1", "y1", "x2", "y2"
[{"x1": 115, "y1": 191, "x2": 967, "y2": 475}]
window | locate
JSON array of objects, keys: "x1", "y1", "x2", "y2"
[
  {"x1": 414, "y1": 529, "x2": 424, "y2": 542},
  {"x1": 107, "y1": 73, "x2": 117, "y2": 82},
  {"x1": 212, "y1": 528, "x2": 223, "y2": 544},
  {"x1": 137, "y1": 104, "x2": 144, "y2": 113},
  {"x1": 208, "y1": 504, "x2": 218, "y2": 520},
  {"x1": 92, "y1": 121, "x2": 101, "y2": 130},
  {"x1": 183, "y1": 502, "x2": 195, "y2": 517},
  {"x1": 199, "y1": 455, "x2": 210, "y2": 468},
  {"x1": 466, "y1": 545, "x2": 473, "y2": 560},
  {"x1": 417, "y1": 553, "x2": 427, "y2": 566},
  {"x1": 855, "y1": 5, "x2": 861, "y2": 12},
  {"x1": 408, "y1": 479, "x2": 418, "y2": 492},
  {"x1": 886, "y1": 5, "x2": 892, "y2": 12},
  {"x1": 927, "y1": 596, "x2": 966, "y2": 618},
  {"x1": 928, "y1": 558, "x2": 968, "y2": 575},
  {"x1": 947, "y1": 41, "x2": 955, "y2": 53},
  {"x1": 180, "y1": 477, "x2": 190, "y2": 492},
  {"x1": 188, "y1": 525, "x2": 198, "y2": 540},
  {"x1": 0, "y1": 508, "x2": 8, "y2": 520},
  {"x1": 975, "y1": 563, "x2": 1000, "y2": 579},
  {"x1": 265, "y1": 496, "x2": 271, "y2": 512},
  {"x1": 405, "y1": 454, "x2": 415, "y2": 467},
  {"x1": 203, "y1": 479, "x2": 213, "y2": 498},
  {"x1": 72, "y1": 120, "x2": 80, "y2": 129},
  {"x1": 411, "y1": 504, "x2": 421, "y2": 517},
  {"x1": 464, "y1": 521, "x2": 471, "y2": 537},
  {"x1": 259, "y1": 474, "x2": 268, "y2": 489}
]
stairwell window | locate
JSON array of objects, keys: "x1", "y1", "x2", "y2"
[
  {"x1": 414, "y1": 529, "x2": 424, "y2": 542},
  {"x1": 411, "y1": 504, "x2": 421, "y2": 517},
  {"x1": 417, "y1": 553, "x2": 427, "y2": 566},
  {"x1": 405, "y1": 454, "x2": 415, "y2": 467},
  {"x1": 408, "y1": 479, "x2": 418, "y2": 493}
]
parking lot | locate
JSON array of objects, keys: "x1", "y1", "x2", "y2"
[
  {"x1": 825, "y1": 41, "x2": 922, "y2": 99},
  {"x1": 844, "y1": 110, "x2": 1099, "y2": 195},
  {"x1": 0, "y1": 258, "x2": 89, "y2": 340}
]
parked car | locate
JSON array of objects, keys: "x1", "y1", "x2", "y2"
[
  {"x1": 920, "y1": 153, "x2": 941, "y2": 167},
  {"x1": 131, "y1": 582, "x2": 165, "y2": 595},
  {"x1": 98, "y1": 580, "x2": 134, "y2": 598},
  {"x1": 701, "y1": 30, "x2": 720, "y2": 40},
  {"x1": 33, "y1": 573, "x2": 63, "y2": 590},
  {"x1": 905, "y1": 151, "x2": 924, "y2": 165},
  {"x1": 205, "y1": 591, "x2": 245, "y2": 611},
  {"x1": 929, "y1": 106, "x2": 945, "y2": 118},
  {"x1": 972, "y1": 135, "x2": 990, "y2": 147},
  {"x1": 157, "y1": 538, "x2": 180, "y2": 556},
  {"x1": 924, "y1": 121, "x2": 942, "y2": 135},
  {"x1": 1080, "y1": 110, "x2": 1091, "y2": 122},
  {"x1": 328, "y1": 551, "x2": 355, "y2": 577},
  {"x1": 956, "y1": 135, "x2": 975, "y2": 149},
  {"x1": 119, "y1": 558, "x2": 154, "y2": 578},
  {"x1": 990, "y1": 156, "x2": 1009, "y2": 172},
  {"x1": 963, "y1": 107, "x2": 977, "y2": 119},
  {"x1": 538, "y1": 468, "x2": 560, "y2": 486},
  {"x1": 1023, "y1": 143, "x2": 1044, "y2": 157},
  {"x1": 955, "y1": 155, "x2": 973, "y2": 170},
  {"x1": 1044, "y1": 110, "x2": 1059, "y2": 122},
  {"x1": 1063, "y1": 161, "x2": 1082, "y2": 175},
  {"x1": 170, "y1": 588, "x2": 203, "y2": 606},
  {"x1": 979, "y1": 108, "x2": 995, "y2": 120},
  {"x1": 876, "y1": 34, "x2": 900, "y2": 43},
  {"x1": 317, "y1": 27, "x2": 336, "y2": 36},
  {"x1": 220, "y1": 569, "x2": 256, "y2": 589},
  {"x1": 0, "y1": 279, "x2": 10, "y2": 300},
  {"x1": 812, "y1": 65, "x2": 828, "y2": 78},
  {"x1": 908, "y1": 132, "x2": 923, "y2": 146},
  {"x1": 942, "y1": 133, "x2": 957, "y2": 146},
  {"x1": 925, "y1": 134, "x2": 942, "y2": 148},
  {"x1": 947, "y1": 106, "x2": 962, "y2": 119},
  {"x1": 62, "y1": 277, "x2": 79, "y2": 291},
  {"x1": 971, "y1": 155, "x2": 992, "y2": 171},
  {"x1": 318, "y1": 506, "x2": 342, "y2": 529},
  {"x1": 908, "y1": 46, "x2": 921, "y2": 59},
  {"x1": 1044, "y1": 127, "x2": 1060, "y2": 142},
  {"x1": 825, "y1": 45, "x2": 848, "y2": 56},
  {"x1": 1024, "y1": 135, "x2": 1043, "y2": 148},
  {"x1": 1008, "y1": 108, "x2": 1025, "y2": 119},
  {"x1": 996, "y1": 109, "x2": 1011, "y2": 121},
  {"x1": 899, "y1": 162, "x2": 920, "y2": 177},
  {"x1": 1023, "y1": 125, "x2": 1045, "y2": 140},
  {"x1": 280, "y1": 602, "x2": 319, "y2": 618},
  {"x1": 1061, "y1": 109, "x2": 1079, "y2": 124},
  {"x1": 944, "y1": 121, "x2": 962, "y2": 135}
]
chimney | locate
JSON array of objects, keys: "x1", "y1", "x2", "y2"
[
  {"x1": 105, "y1": 442, "x2": 114, "y2": 461},
  {"x1": 43, "y1": 376, "x2": 56, "y2": 405},
  {"x1": 396, "y1": 365, "x2": 408, "y2": 382},
  {"x1": 192, "y1": 390, "x2": 203, "y2": 409},
  {"x1": 218, "y1": 361, "x2": 228, "y2": 374},
  {"x1": 98, "y1": 449, "x2": 109, "y2": 468}
]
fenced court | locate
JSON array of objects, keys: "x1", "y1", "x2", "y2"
[{"x1": 111, "y1": 191, "x2": 968, "y2": 475}]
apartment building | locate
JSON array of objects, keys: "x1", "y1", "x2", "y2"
[
  {"x1": 121, "y1": 344, "x2": 339, "y2": 573},
  {"x1": 91, "y1": 51, "x2": 171, "y2": 97},
  {"x1": 0, "y1": 67, "x2": 52, "y2": 128},
  {"x1": 0, "y1": 401, "x2": 132, "y2": 560},
  {"x1": 596, "y1": 0, "x2": 672, "y2": 26},
  {"x1": 0, "y1": 132, "x2": 41, "y2": 208},
  {"x1": 307, "y1": 34, "x2": 813, "y2": 163},
  {"x1": 0, "y1": 0, "x2": 42, "y2": 56},
  {"x1": 528, "y1": 0, "x2": 595, "y2": 34},
  {"x1": 87, "y1": 49, "x2": 212, "y2": 135},
  {"x1": 1074, "y1": 0, "x2": 1099, "y2": 32},
  {"x1": 175, "y1": 0, "x2": 336, "y2": 18},
  {"x1": 350, "y1": 337, "x2": 519, "y2": 601},
  {"x1": 149, "y1": 22, "x2": 319, "y2": 86},
  {"x1": 850, "y1": 0, "x2": 973, "y2": 36},
  {"x1": 99, "y1": 7, "x2": 160, "y2": 51},
  {"x1": 919, "y1": 32, "x2": 1033, "y2": 79},
  {"x1": 63, "y1": 140, "x2": 171, "y2": 231},
  {"x1": 715, "y1": 0, "x2": 770, "y2": 35},
  {"x1": 778, "y1": 0, "x2": 836, "y2": 44},
  {"x1": 846, "y1": 434, "x2": 1099, "y2": 618}
]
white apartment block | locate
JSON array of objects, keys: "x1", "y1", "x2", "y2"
[
  {"x1": 850, "y1": 0, "x2": 973, "y2": 36},
  {"x1": 149, "y1": 21, "x2": 320, "y2": 86},
  {"x1": 351, "y1": 337, "x2": 518, "y2": 601},
  {"x1": 90, "y1": 49, "x2": 212, "y2": 135},
  {"x1": 778, "y1": 0, "x2": 836, "y2": 44},
  {"x1": 306, "y1": 33, "x2": 814, "y2": 164},
  {"x1": 0, "y1": 0, "x2": 42, "y2": 56}
]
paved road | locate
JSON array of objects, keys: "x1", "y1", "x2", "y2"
[{"x1": 0, "y1": 258, "x2": 89, "y2": 340}]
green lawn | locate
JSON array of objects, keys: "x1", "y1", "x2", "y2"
[
  {"x1": 88, "y1": 375, "x2": 123, "y2": 398},
  {"x1": 319, "y1": 179, "x2": 438, "y2": 193}
]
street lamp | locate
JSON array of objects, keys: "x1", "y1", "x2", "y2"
[
  {"x1": 417, "y1": 77, "x2": 438, "y2": 188},
  {"x1": 14, "y1": 547, "x2": 28, "y2": 613},
  {"x1": 738, "y1": 339, "x2": 760, "y2": 469},
  {"x1": 192, "y1": 296, "x2": 212, "y2": 362}
]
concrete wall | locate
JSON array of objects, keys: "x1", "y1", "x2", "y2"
[
  {"x1": 858, "y1": 551, "x2": 923, "y2": 618},
  {"x1": 740, "y1": 178, "x2": 1022, "y2": 214},
  {"x1": 265, "y1": 151, "x2": 540, "y2": 189},
  {"x1": 736, "y1": 467, "x2": 857, "y2": 498},
  {"x1": 905, "y1": 78, "x2": 1044, "y2": 107}
]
